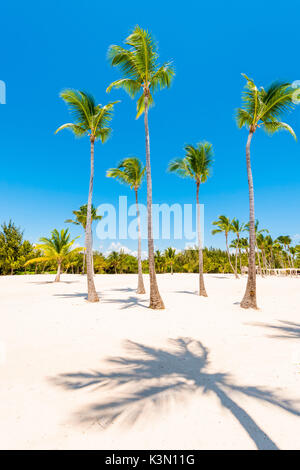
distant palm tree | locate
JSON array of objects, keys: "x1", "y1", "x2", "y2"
[
  {"x1": 236, "y1": 74, "x2": 296, "y2": 308},
  {"x1": 56, "y1": 90, "x2": 118, "y2": 302},
  {"x1": 65, "y1": 204, "x2": 102, "y2": 274},
  {"x1": 169, "y1": 142, "x2": 213, "y2": 296},
  {"x1": 107, "y1": 250, "x2": 121, "y2": 274},
  {"x1": 164, "y1": 247, "x2": 176, "y2": 275},
  {"x1": 256, "y1": 233, "x2": 268, "y2": 275},
  {"x1": 24, "y1": 229, "x2": 81, "y2": 282},
  {"x1": 276, "y1": 235, "x2": 294, "y2": 268},
  {"x1": 245, "y1": 220, "x2": 269, "y2": 277},
  {"x1": 107, "y1": 25, "x2": 174, "y2": 309},
  {"x1": 231, "y1": 219, "x2": 245, "y2": 276},
  {"x1": 212, "y1": 215, "x2": 237, "y2": 278},
  {"x1": 107, "y1": 157, "x2": 146, "y2": 293}
]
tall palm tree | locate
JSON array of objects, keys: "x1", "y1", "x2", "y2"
[
  {"x1": 231, "y1": 219, "x2": 245, "y2": 276},
  {"x1": 169, "y1": 142, "x2": 213, "y2": 296},
  {"x1": 106, "y1": 26, "x2": 174, "y2": 309},
  {"x1": 56, "y1": 90, "x2": 118, "y2": 302},
  {"x1": 212, "y1": 215, "x2": 237, "y2": 278},
  {"x1": 65, "y1": 204, "x2": 102, "y2": 274},
  {"x1": 24, "y1": 229, "x2": 81, "y2": 282},
  {"x1": 236, "y1": 74, "x2": 296, "y2": 308},
  {"x1": 107, "y1": 157, "x2": 146, "y2": 293}
]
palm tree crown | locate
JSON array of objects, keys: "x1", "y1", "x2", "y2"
[
  {"x1": 106, "y1": 25, "x2": 174, "y2": 117},
  {"x1": 107, "y1": 157, "x2": 145, "y2": 189},
  {"x1": 55, "y1": 90, "x2": 117, "y2": 142},
  {"x1": 236, "y1": 74, "x2": 296, "y2": 139},
  {"x1": 34, "y1": 229, "x2": 80, "y2": 263},
  {"x1": 65, "y1": 204, "x2": 102, "y2": 230},
  {"x1": 168, "y1": 142, "x2": 214, "y2": 182},
  {"x1": 212, "y1": 215, "x2": 233, "y2": 236}
]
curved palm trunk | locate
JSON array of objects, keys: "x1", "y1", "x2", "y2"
[
  {"x1": 241, "y1": 130, "x2": 257, "y2": 309},
  {"x1": 144, "y1": 96, "x2": 164, "y2": 309},
  {"x1": 225, "y1": 233, "x2": 237, "y2": 277},
  {"x1": 85, "y1": 138, "x2": 99, "y2": 302},
  {"x1": 196, "y1": 182, "x2": 207, "y2": 296},
  {"x1": 55, "y1": 261, "x2": 61, "y2": 282},
  {"x1": 135, "y1": 188, "x2": 146, "y2": 294}
]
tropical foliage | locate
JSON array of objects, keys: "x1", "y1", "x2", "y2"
[{"x1": 24, "y1": 229, "x2": 82, "y2": 282}]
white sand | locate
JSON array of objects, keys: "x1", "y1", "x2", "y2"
[{"x1": 0, "y1": 273, "x2": 299, "y2": 450}]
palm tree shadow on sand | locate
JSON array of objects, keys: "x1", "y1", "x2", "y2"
[
  {"x1": 52, "y1": 338, "x2": 300, "y2": 450},
  {"x1": 248, "y1": 321, "x2": 300, "y2": 340}
]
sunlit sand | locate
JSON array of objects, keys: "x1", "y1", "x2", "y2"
[{"x1": 1, "y1": 273, "x2": 300, "y2": 450}]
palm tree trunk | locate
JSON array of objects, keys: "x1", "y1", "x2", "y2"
[
  {"x1": 196, "y1": 181, "x2": 207, "y2": 296},
  {"x1": 241, "y1": 130, "x2": 257, "y2": 309},
  {"x1": 225, "y1": 233, "x2": 237, "y2": 277},
  {"x1": 144, "y1": 96, "x2": 164, "y2": 309},
  {"x1": 85, "y1": 137, "x2": 99, "y2": 302},
  {"x1": 135, "y1": 189, "x2": 146, "y2": 294},
  {"x1": 55, "y1": 261, "x2": 61, "y2": 282}
]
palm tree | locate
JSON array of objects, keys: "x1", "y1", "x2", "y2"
[
  {"x1": 276, "y1": 235, "x2": 294, "y2": 268},
  {"x1": 24, "y1": 229, "x2": 81, "y2": 282},
  {"x1": 164, "y1": 247, "x2": 176, "y2": 275},
  {"x1": 231, "y1": 219, "x2": 245, "y2": 276},
  {"x1": 212, "y1": 215, "x2": 237, "y2": 278},
  {"x1": 56, "y1": 90, "x2": 118, "y2": 302},
  {"x1": 106, "y1": 26, "x2": 174, "y2": 309},
  {"x1": 107, "y1": 251, "x2": 120, "y2": 274},
  {"x1": 236, "y1": 74, "x2": 296, "y2": 308},
  {"x1": 256, "y1": 233, "x2": 268, "y2": 275},
  {"x1": 65, "y1": 204, "x2": 102, "y2": 274},
  {"x1": 245, "y1": 220, "x2": 269, "y2": 277},
  {"x1": 107, "y1": 157, "x2": 146, "y2": 293},
  {"x1": 168, "y1": 142, "x2": 213, "y2": 296}
]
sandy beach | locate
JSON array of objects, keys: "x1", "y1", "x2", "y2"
[{"x1": 0, "y1": 273, "x2": 299, "y2": 450}]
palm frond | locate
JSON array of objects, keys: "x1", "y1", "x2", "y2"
[{"x1": 262, "y1": 120, "x2": 297, "y2": 139}]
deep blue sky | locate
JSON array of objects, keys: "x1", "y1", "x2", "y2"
[{"x1": 1, "y1": 0, "x2": 299, "y2": 254}]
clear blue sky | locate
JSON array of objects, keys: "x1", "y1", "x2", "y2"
[{"x1": 1, "y1": 0, "x2": 299, "y2": 254}]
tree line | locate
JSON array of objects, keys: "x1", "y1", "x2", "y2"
[{"x1": 1, "y1": 219, "x2": 299, "y2": 277}]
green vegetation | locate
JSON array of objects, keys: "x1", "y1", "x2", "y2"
[{"x1": 2, "y1": 220, "x2": 299, "y2": 277}]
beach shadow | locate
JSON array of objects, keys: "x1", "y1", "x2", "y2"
[
  {"x1": 29, "y1": 280, "x2": 79, "y2": 285},
  {"x1": 54, "y1": 292, "x2": 89, "y2": 300},
  {"x1": 211, "y1": 276, "x2": 230, "y2": 279},
  {"x1": 175, "y1": 290, "x2": 198, "y2": 295},
  {"x1": 52, "y1": 338, "x2": 300, "y2": 449},
  {"x1": 248, "y1": 321, "x2": 300, "y2": 339},
  {"x1": 108, "y1": 287, "x2": 136, "y2": 293},
  {"x1": 102, "y1": 296, "x2": 148, "y2": 310}
]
